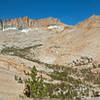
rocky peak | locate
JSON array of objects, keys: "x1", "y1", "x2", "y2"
[
  {"x1": 77, "y1": 14, "x2": 100, "y2": 30},
  {"x1": 2, "y1": 16, "x2": 63, "y2": 30},
  {"x1": 32, "y1": 17, "x2": 62, "y2": 27}
]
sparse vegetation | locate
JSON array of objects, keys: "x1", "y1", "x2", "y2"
[
  {"x1": 1, "y1": 46, "x2": 100, "y2": 99},
  {"x1": 1, "y1": 44, "x2": 42, "y2": 56},
  {"x1": 24, "y1": 66, "x2": 48, "y2": 98},
  {"x1": 23, "y1": 65, "x2": 100, "y2": 99}
]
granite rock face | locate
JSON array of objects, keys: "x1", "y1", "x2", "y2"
[
  {"x1": 1, "y1": 15, "x2": 100, "y2": 31},
  {"x1": 2, "y1": 16, "x2": 63, "y2": 30},
  {"x1": 0, "y1": 15, "x2": 100, "y2": 65}
]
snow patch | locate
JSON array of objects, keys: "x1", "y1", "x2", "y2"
[
  {"x1": 3, "y1": 27, "x2": 17, "y2": 31},
  {"x1": 21, "y1": 28, "x2": 31, "y2": 33},
  {"x1": 48, "y1": 25, "x2": 61, "y2": 29}
]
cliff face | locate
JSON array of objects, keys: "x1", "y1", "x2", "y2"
[
  {"x1": 3, "y1": 17, "x2": 31, "y2": 29},
  {"x1": 1, "y1": 15, "x2": 100, "y2": 31},
  {"x1": 1, "y1": 16, "x2": 62, "y2": 30}
]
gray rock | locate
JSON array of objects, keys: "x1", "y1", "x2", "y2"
[{"x1": 0, "y1": 18, "x2": 3, "y2": 30}]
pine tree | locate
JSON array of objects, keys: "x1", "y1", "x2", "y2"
[{"x1": 24, "y1": 66, "x2": 48, "y2": 98}]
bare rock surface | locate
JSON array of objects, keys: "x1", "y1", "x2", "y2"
[
  {"x1": 0, "y1": 15, "x2": 100, "y2": 99},
  {"x1": 0, "y1": 15, "x2": 100, "y2": 65},
  {"x1": 0, "y1": 55, "x2": 52, "y2": 100},
  {"x1": 0, "y1": 56, "x2": 24, "y2": 100}
]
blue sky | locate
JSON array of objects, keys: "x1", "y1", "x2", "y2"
[{"x1": 0, "y1": 0, "x2": 100, "y2": 25}]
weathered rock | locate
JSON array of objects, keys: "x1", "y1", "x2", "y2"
[
  {"x1": 0, "y1": 15, "x2": 100, "y2": 65},
  {"x1": 2, "y1": 16, "x2": 63, "y2": 30},
  {"x1": 77, "y1": 14, "x2": 100, "y2": 30},
  {"x1": 0, "y1": 18, "x2": 3, "y2": 30}
]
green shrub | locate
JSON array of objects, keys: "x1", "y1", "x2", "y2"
[{"x1": 24, "y1": 66, "x2": 48, "y2": 98}]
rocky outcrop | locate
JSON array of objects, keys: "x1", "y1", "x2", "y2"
[
  {"x1": 77, "y1": 15, "x2": 100, "y2": 30},
  {"x1": 2, "y1": 16, "x2": 63, "y2": 30},
  {"x1": 1, "y1": 15, "x2": 100, "y2": 31},
  {"x1": 3, "y1": 17, "x2": 30, "y2": 30},
  {"x1": 34, "y1": 17, "x2": 62, "y2": 27}
]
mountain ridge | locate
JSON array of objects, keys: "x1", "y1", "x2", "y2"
[
  {"x1": 0, "y1": 15, "x2": 100, "y2": 65},
  {"x1": 77, "y1": 14, "x2": 100, "y2": 30},
  {"x1": 0, "y1": 16, "x2": 63, "y2": 30},
  {"x1": 0, "y1": 14, "x2": 100, "y2": 31}
]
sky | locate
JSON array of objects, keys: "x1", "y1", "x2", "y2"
[{"x1": 0, "y1": 0, "x2": 100, "y2": 25}]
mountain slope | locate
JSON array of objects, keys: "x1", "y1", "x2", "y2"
[
  {"x1": 0, "y1": 15, "x2": 100, "y2": 100},
  {"x1": 35, "y1": 15, "x2": 100, "y2": 65}
]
